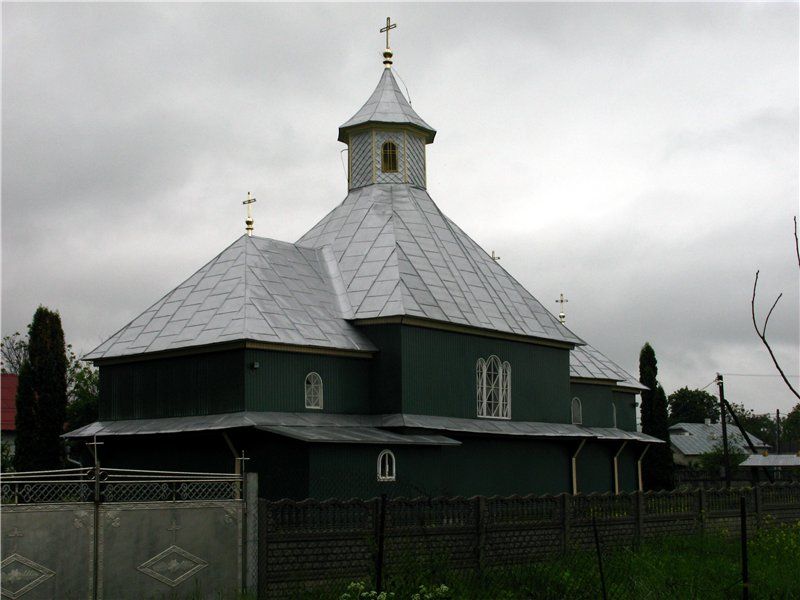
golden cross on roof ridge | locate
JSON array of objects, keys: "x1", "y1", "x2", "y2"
[
  {"x1": 555, "y1": 293, "x2": 569, "y2": 325},
  {"x1": 380, "y1": 17, "x2": 396, "y2": 49},
  {"x1": 243, "y1": 191, "x2": 256, "y2": 237}
]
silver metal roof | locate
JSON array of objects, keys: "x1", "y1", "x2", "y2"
[
  {"x1": 381, "y1": 413, "x2": 589, "y2": 438},
  {"x1": 339, "y1": 68, "x2": 436, "y2": 143},
  {"x1": 256, "y1": 425, "x2": 459, "y2": 446},
  {"x1": 570, "y1": 343, "x2": 647, "y2": 391},
  {"x1": 383, "y1": 413, "x2": 662, "y2": 443},
  {"x1": 64, "y1": 411, "x2": 661, "y2": 443},
  {"x1": 86, "y1": 236, "x2": 376, "y2": 360},
  {"x1": 297, "y1": 184, "x2": 582, "y2": 345},
  {"x1": 581, "y1": 427, "x2": 662, "y2": 444},
  {"x1": 741, "y1": 454, "x2": 800, "y2": 467},
  {"x1": 669, "y1": 422, "x2": 769, "y2": 457}
]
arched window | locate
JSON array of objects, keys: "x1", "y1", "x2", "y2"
[
  {"x1": 612, "y1": 403, "x2": 617, "y2": 428},
  {"x1": 571, "y1": 397, "x2": 582, "y2": 425},
  {"x1": 381, "y1": 141, "x2": 398, "y2": 172},
  {"x1": 476, "y1": 355, "x2": 511, "y2": 418},
  {"x1": 377, "y1": 450, "x2": 396, "y2": 482},
  {"x1": 304, "y1": 372, "x2": 323, "y2": 409}
]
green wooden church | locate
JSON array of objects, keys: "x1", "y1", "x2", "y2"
[{"x1": 67, "y1": 36, "x2": 659, "y2": 500}]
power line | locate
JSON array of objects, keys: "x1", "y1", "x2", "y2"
[
  {"x1": 722, "y1": 373, "x2": 800, "y2": 379},
  {"x1": 700, "y1": 379, "x2": 718, "y2": 391}
]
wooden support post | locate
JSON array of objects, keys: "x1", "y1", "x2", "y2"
[
  {"x1": 637, "y1": 445, "x2": 650, "y2": 492},
  {"x1": 717, "y1": 373, "x2": 732, "y2": 489},
  {"x1": 613, "y1": 441, "x2": 628, "y2": 495},
  {"x1": 572, "y1": 440, "x2": 587, "y2": 495}
]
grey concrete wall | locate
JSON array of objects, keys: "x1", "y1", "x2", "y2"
[
  {"x1": 1, "y1": 503, "x2": 94, "y2": 599},
  {"x1": 1, "y1": 500, "x2": 243, "y2": 600}
]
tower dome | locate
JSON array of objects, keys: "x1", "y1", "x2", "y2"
[{"x1": 339, "y1": 67, "x2": 436, "y2": 190}]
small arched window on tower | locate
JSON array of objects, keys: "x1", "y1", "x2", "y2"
[
  {"x1": 571, "y1": 397, "x2": 583, "y2": 425},
  {"x1": 381, "y1": 141, "x2": 398, "y2": 172},
  {"x1": 304, "y1": 372, "x2": 323, "y2": 409},
  {"x1": 377, "y1": 449, "x2": 396, "y2": 482}
]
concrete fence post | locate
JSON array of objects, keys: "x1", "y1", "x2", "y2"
[
  {"x1": 754, "y1": 485, "x2": 762, "y2": 529},
  {"x1": 562, "y1": 494, "x2": 571, "y2": 553},
  {"x1": 475, "y1": 496, "x2": 487, "y2": 572},
  {"x1": 698, "y1": 487, "x2": 707, "y2": 534},
  {"x1": 634, "y1": 491, "x2": 643, "y2": 546},
  {"x1": 244, "y1": 472, "x2": 259, "y2": 596}
]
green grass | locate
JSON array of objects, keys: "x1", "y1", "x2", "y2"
[{"x1": 323, "y1": 521, "x2": 800, "y2": 600}]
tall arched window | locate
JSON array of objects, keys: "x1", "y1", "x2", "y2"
[
  {"x1": 571, "y1": 397, "x2": 582, "y2": 425},
  {"x1": 377, "y1": 450, "x2": 396, "y2": 482},
  {"x1": 304, "y1": 372, "x2": 323, "y2": 409},
  {"x1": 381, "y1": 141, "x2": 398, "y2": 172},
  {"x1": 476, "y1": 355, "x2": 511, "y2": 419},
  {"x1": 612, "y1": 403, "x2": 617, "y2": 428}
]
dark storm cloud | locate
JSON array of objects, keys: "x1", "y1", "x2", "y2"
[{"x1": 2, "y1": 3, "x2": 798, "y2": 414}]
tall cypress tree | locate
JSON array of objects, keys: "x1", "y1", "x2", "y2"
[
  {"x1": 638, "y1": 343, "x2": 674, "y2": 490},
  {"x1": 14, "y1": 307, "x2": 68, "y2": 471}
]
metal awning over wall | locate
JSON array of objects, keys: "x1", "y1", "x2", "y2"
[
  {"x1": 255, "y1": 425, "x2": 459, "y2": 446},
  {"x1": 64, "y1": 411, "x2": 662, "y2": 444}
]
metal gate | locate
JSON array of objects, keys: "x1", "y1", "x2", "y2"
[{"x1": 1, "y1": 467, "x2": 252, "y2": 599}]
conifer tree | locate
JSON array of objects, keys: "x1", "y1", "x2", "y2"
[
  {"x1": 638, "y1": 343, "x2": 674, "y2": 490},
  {"x1": 14, "y1": 307, "x2": 68, "y2": 471}
]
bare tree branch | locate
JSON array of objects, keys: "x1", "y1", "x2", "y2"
[
  {"x1": 751, "y1": 269, "x2": 800, "y2": 400},
  {"x1": 794, "y1": 216, "x2": 799, "y2": 269},
  {"x1": 1, "y1": 333, "x2": 27, "y2": 375}
]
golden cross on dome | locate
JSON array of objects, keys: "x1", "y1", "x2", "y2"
[{"x1": 380, "y1": 17, "x2": 396, "y2": 49}]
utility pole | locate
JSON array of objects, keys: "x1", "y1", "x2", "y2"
[{"x1": 717, "y1": 373, "x2": 732, "y2": 489}]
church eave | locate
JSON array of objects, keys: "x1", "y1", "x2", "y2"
[
  {"x1": 353, "y1": 315, "x2": 579, "y2": 350},
  {"x1": 89, "y1": 338, "x2": 375, "y2": 366},
  {"x1": 338, "y1": 121, "x2": 435, "y2": 144}
]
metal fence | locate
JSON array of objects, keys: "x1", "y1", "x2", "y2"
[
  {"x1": 258, "y1": 483, "x2": 800, "y2": 598},
  {"x1": 1, "y1": 466, "x2": 242, "y2": 504}
]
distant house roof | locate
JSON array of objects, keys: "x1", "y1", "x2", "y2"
[
  {"x1": 1, "y1": 374, "x2": 18, "y2": 432},
  {"x1": 669, "y1": 422, "x2": 769, "y2": 457},
  {"x1": 570, "y1": 343, "x2": 647, "y2": 391},
  {"x1": 740, "y1": 453, "x2": 800, "y2": 468}
]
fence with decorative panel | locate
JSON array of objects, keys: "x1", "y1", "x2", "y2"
[
  {"x1": 257, "y1": 482, "x2": 800, "y2": 598},
  {"x1": 0, "y1": 467, "x2": 255, "y2": 600}
]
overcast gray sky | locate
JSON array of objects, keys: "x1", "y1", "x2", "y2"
[{"x1": 3, "y1": 3, "x2": 798, "y2": 416}]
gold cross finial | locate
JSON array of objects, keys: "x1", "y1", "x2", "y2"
[
  {"x1": 381, "y1": 17, "x2": 396, "y2": 48},
  {"x1": 555, "y1": 293, "x2": 569, "y2": 325},
  {"x1": 491, "y1": 250, "x2": 501, "y2": 262},
  {"x1": 380, "y1": 17, "x2": 396, "y2": 67},
  {"x1": 243, "y1": 191, "x2": 256, "y2": 237}
]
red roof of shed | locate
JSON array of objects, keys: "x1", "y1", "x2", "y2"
[{"x1": 1, "y1": 374, "x2": 18, "y2": 431}]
